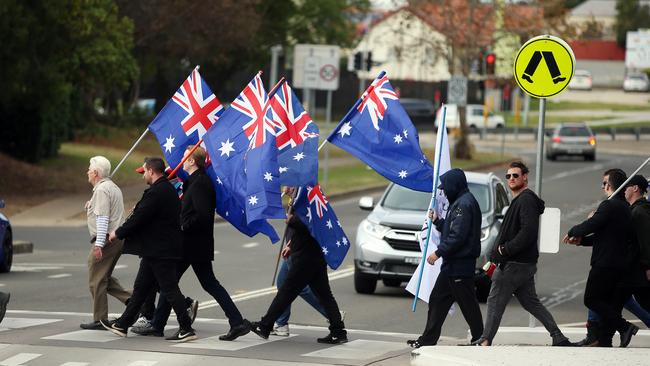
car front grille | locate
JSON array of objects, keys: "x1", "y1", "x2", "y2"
[
  {"x1": 384, "y1": 229, "x2": 421, "y2": 252},
  {"x1": 384, "y1": 263, "x2": 417, "y2": 274}
]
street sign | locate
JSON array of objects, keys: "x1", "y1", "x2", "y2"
[
  {"x1": 626, "y1": 30, "x2": 650, "y2": 69},
  {"x1": 513, "y1": 35, "x2": 575, "y2": 99},
  {"x1": 293, "y1": 44, "x2": 340, "y2": 90},
  {"x1": 446, "y1": 76, "x2": 467, "y2": 106}
]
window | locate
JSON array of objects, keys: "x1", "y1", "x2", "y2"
[{"x1": 494, "y1": 182, "x2": 509, "y2": 214}]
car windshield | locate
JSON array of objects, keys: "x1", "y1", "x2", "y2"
[
  {"x1": 382, "y1": 183, "x2": 490, "y2": 214},
  {"x1": 559, "y1": 126, "x2": 590, "y2": 137}
]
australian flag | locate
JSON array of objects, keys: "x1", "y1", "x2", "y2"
[
  {"x1": 203, "y1": 72, "x2": 283, "y2": 242},
  {"x1": 148, "y1": 67, "x2": 223, "y2": 180},
  {"x1": 293, "y1": 184, "x2": 350, "y2": 270},
  {"x1": 267, "y1": 80, "x2": 320, "y2": 186},
  {"x1": 327, "y1": 72, "x2": 434, "y2": 192}
]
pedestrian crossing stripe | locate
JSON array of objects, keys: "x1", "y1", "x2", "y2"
[
  {"x1": 301, "y1": 339, "x2": 407, "y2": 360},
  {"x1": 171, "y1": 333, "x2": 298, "y2": 351},
  {"x1": 0, "y1": 318, "x2": 62, "y2": 331},
  {"x1": 513, "y1": 35, "x2": 575, "y2": 99},
  {"x1": 43, "y1": 330, "x2": 121, "y2": 343}
]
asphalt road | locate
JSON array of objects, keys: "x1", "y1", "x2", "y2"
[{"x1": 3, "y1": 150, "x2": 650, "y2": 365}]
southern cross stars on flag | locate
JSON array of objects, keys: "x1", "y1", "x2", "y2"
[
  {"x1": 327, "y1": 71, "x2": 434, "y2": 192},
  {"x1": 267, "y1": 80, "x2": 320, "y2": 186},
  {"x1": 148, "y1": 67, "x2": 223, "y2": 180},
  {"x1": 292, "y1": 184, "x2": 350, "y2": 270},
  {"x1": 203, "y1": 72, "x2": 283, "y2": 242}
]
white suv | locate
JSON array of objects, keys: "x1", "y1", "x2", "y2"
[
  {"x1": 435, "y1": 104, "x2": 505, "y2": 130},
  {"x1": 354, "y1": 172, "x2": 510, "y2": 301}
]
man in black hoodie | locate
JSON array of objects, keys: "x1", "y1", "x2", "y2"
[
  {"x1": 565, "y1": 169, "x2": 638, "y2": 347},
  {"x1": 623, "y1": 175, "x2": 650, "y2": 311},
  {"x1": 408, "y1": 169, "x2": 483, "y2": 348},
  {"x1": 474, "y1": 161, "x2": 572, "y2": 346}
]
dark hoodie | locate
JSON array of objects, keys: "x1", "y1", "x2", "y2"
[
  {"x1": 630, "y1": 197, "x2": 650, "y2": 271},
  {"x1": 433, "y1": 169, "x2": 482, "y2": 278},
  {"x1": 490, "y1": 188, "x2": 545, "y2": 264}
]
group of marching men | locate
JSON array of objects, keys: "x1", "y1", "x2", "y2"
[
  {"x1": 84, "y1": 146, "x2": 346, "y2": 344},
  {"x1": 83, "y1": 146, "x2": 650, "y2": 348}
]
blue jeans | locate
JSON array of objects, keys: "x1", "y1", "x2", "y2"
[
  {"x1": 588, "y1": 296, "x2": 650, "y2": 328},
  {"x1": 275, "y1": 258, "x2": 328, "y2": 326}
]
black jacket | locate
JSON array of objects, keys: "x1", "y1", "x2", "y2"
[
  {"x1": 631, "y1": 198, "x2": 650, "y2": 271},
  {"x1": 116, "y1": 177, "x2": 182, "y2": 259},
  {"x1": 180, "y1": 169, "x2": 216, "y2": 262},
  {"x1": 568, "y1": 194, "x2": 633, "y2": 270},
  {"x1": 433, "y1": 169, "x2": 482, "y2": 278},
  {"x1": 490, "y1": 188, "x2": 544, "y2": 264},
  {"x1": 287, "y1": 213, "x2": 325, "y2": 266}
]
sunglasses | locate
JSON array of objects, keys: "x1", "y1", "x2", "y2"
[
  {"x1": 505, "y1": 173, "x2": 520, "y2": 180},
  {"x1": 601, "y1": 181, "x2": 608, "y2": 188}
]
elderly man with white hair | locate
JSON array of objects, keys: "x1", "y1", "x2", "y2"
[{"x1": 81, "y1": 156, "x2": 131, "y2": 330}]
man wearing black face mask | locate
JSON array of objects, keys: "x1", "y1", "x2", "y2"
[{"x1": 407, "y1": 168, "x2": 484, "y2": 348}]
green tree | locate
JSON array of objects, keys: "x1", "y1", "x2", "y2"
[
  {"x1": 0, "y1": 0, "x2": 137, "y2": 162},
  {"x1": 615, "y1": 0, "x2": 650, "y2": 47}
]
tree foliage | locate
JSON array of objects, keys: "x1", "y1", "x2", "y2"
[
  {"x1": 615, "y1": 0, "x2": 650, "y2": 47},
  {"x1": 0, "y1": 0, "x2": 137, "y2": 162}
]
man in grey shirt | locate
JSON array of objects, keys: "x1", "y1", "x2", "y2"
[{"x1": 81, "y1": 156, "x2": 131, "y2": 329}]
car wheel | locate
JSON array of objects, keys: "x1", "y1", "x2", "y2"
[
  {"x1": 495, "y1": 124, "x2": 504, "y2": 129},
  {"x1": 0, "y1": 229, "x2": 12, "y2": 273},
  {"x1": 354, "y1": 269, "x2": 377, "y2": 294},
  {"x1": 382, "y1": 279, "x2": 402, "y2": 287},
  {"x1": 546, "y1": 154, "x2": 556, "y2": 161},
  {"x1": 474, "y1": 269, "x2": 491, "y2": 303},
  {"x1": 585, "y1": 153, "x2": 595, "y2": 161}
]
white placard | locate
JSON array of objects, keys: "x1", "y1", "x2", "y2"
[
  {"x1": 447, "y1": 75, "x2": 468, "y2": 106},
  {"x1": 539, "y1": 207, "x2": 560, "y2": 254},
  {"x1": 292, "y1": 44, "x2": 340, "y2": 90},
  {"x1": 626, "y1": 31, "x2": 650, "y2": 69}
]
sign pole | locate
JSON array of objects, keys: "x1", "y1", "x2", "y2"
[{"x1": 530, "y1": 97, "x2": 545, "y2": 328}]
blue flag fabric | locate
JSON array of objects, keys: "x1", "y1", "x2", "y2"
[
  {"x1": 203, "y1": 73, "x2": 283, "y2": 243},
  {"x1": 327, "y1": 72, "x2": 434, "y2": 192},
  {"x1": 148, "y1": 67, "x2": 223, "y2": 180},
  {"x1": 267, "y1": 81, "x2": 320, "y2": 186},
  {"x1": 292, "y1": 184, "x2": 350, "y2": 270}
]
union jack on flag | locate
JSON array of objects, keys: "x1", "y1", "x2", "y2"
[
  {"x1": 173, "y1": 68, "x2": 223, "y2": 138},
  {"x1": 267, "y1": 80, "x2": 320, "y2": 186},
  {"x1": 231, "y1": 73, "x2": 276, "y2": 149},
  {"x1": 357, "y1": 75, "x2": 398, "y2": 131}
]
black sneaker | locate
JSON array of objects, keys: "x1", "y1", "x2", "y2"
[
  {"x1": 0, "y1": 292, "x2": 10, "y2": 324},
  {"x1": 165, "y1": 328, "x2": 197, "y2": 343},
  {"x1": 219, "y1": 319, "x2": 251, "y2": 341},
  {"x1": 100, "y1": 319, "x2": 127, "y2": 337},
  {"x1": 131, "y1": 323, "x2": 163, "y2": 337},
  {"x1": 317, "y1": 332, "x2": 348, "y2": 344},
  {"x1": 250, "y1": 321, "x2": 270, "y2": 340},
  {"x1": 188, "y1": 298, "x2": 199, "y2": 324}
]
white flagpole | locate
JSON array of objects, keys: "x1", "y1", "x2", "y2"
[
  {"x1": 110, "y1": 128, "x2": 150, "y2": 178},
  {"x1": 411, "y1": 104, "x2": 447, "y2": 312}
]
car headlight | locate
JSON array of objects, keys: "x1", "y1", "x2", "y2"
[
  {"x1": 480, "y1": 226, "x2": 490, "y2": 241},
  {"x1": 363, "y1": 220, "x2": 390, "y2": 239}
]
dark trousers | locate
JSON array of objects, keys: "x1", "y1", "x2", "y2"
[
  {"x1": 117, "y1": 257, "x2": 192, "y2": 331},
  {"x1": 584, "y1": 266, "x2": 629, "y2": 346},
  {"x1": 418, "y1": 273, "x2": 484, "y2": 345},
  {"x1": 482, "y1": 263, "x2": 566, "y2": 343},
  {"x1": 151, "y1": 260, "x2": 244, "y2": 330},
  {"x1": 260, "y1": 258, "x2": 344, "y2": 334}
]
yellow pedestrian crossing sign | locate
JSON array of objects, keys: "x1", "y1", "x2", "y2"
[{"x1": 514, "y1": 35, "x2": 575, "y2": 99}]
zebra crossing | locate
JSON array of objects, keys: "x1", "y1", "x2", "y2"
[{"x1": 0, "y1": 313, "x2": 414, "y2": 366}]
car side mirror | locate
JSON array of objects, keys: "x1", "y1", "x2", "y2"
[
  {"x1": 0, "y1": 200, "x2": 4, "y2": 209},
  {"x1": 495, "y1": 206, "x2": 508, "y2": 219},
  {"x1": 359, "y1": 196, "x2": 374, "y2": 211}
]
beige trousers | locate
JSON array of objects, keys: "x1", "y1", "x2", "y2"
[{"x1": 87, "y1": 239, "x2": 131, "y2": 322}]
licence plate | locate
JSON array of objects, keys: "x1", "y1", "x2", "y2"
[
  {"x1": 567, "y1": 148, "x2": 582, "y2": 154},
  {"x1": 404, "y1": 257, "x2": 422, "y2": 264}
]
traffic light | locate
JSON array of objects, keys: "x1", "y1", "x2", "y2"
[
  {"x1": 486, "y1": 53, "x2": 496, "y2": 75},
  {"x1": 365, "y1": 51, "x2": 373, "y2": 71},
  {"x1": 353, "y1": 52, "x2": 363, "y2": 70}
]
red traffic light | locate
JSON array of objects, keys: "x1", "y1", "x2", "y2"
[{"x1": 486, "y1": 53, "x2": 496, "y2": 64}]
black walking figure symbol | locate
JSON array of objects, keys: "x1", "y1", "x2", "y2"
[{"x1": 521, "y1": 51, "x2": 566, "y2": 84}]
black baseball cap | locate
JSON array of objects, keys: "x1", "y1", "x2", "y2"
[{"x1": 626, "y1": 174, "x2": 649, "y2": 194}]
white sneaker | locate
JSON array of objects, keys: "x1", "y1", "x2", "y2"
[
  {"x1": 270, "y1": 323, "x2": 290, "y2": 337},
  {"x1": 133, "y1": 316, "x2": 151, "y2": 328}
]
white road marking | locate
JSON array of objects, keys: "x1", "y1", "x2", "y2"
[
  {"x1": 242, "y1": 242, "x2": 259, "y2": 248},
  {"x1": 59, "y1": 363, "x2": 89, "y2": 366},
  {"x1": 0, "y1": 353, "x2": 41, "y2": 366},
  {"x1": 198, "y1": 267, "x2": 355, "y2": 310},
  {"x1": 0, "y1": 318, "x2": 62, "y2": 330},
  {"x1": 126, "y1": 362, "x2": 158, "y2": 366},
  {"x1": 42, "y1": 330, "x2": 120, "y2": 343},
  {"x1": 172, "y1": 333, "x2": 298, "y2": 351},
  {"x1": 539, "y1": 279, "x2": 587, "y2": 309},
  {"x1": 302, "y1": 339, "x2": 406, "y2": 360},
  {"x1": 47, "y1": 274, "x2": 71, "y2": 279}
]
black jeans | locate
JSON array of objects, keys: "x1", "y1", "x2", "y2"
[
  {"x1": 117, "y1": 257, "x2": 192, "y2": 331},
  {"x1": 584, "y1": 266, "x2": 630, "y2": 346},
  {"x1": 418, "y1": 272, "x2": 484, "y2": 345},
  {"x1": 260, "y1": 258, "x2": 344, "y2": 334},
  {"x1": 151, "y1": 261, "x2": 244, "y2": 330}
]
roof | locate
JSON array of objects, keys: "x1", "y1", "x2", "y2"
[
  {"x1": 572, "y1": 0, "x2": 650, "y2": 17},
  {"x1": 568, "y1": 40, "x2": 625, "y2": 60}
]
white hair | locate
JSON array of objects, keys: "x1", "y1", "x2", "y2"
[{"x1": 89, "y1": 156, "x2": 111, "y2": 178}]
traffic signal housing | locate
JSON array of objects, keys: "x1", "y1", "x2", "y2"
[
  {"x1": 354, "y1": 52, "x2": 363, "y2": 70},
  {"x1": 486, "y1": 53, "x2": 496, "y2": 75},
  {"x1": 365, "y1": 51, "x2": 373, "y2": 71}
]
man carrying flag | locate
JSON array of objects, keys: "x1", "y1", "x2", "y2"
[
  {"x1": 327, "y1": 71, "x2": 433, "y2": 192},
  {"x1": 251, "y1": 184, "x2": 349, "y2": 344}
]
